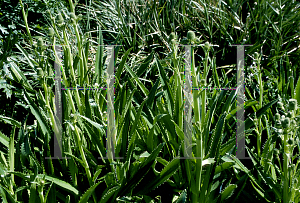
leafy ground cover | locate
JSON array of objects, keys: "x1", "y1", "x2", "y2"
[{"x1": 0, "y1": 0, "x2": 300, "y2": 202}]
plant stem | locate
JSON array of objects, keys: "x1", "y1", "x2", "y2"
[
  {"x1": 283, "y1": 129, "x2": 289, "y2": 203},
  {"x1": 201, "y1": 52, "x2": 208, "y2": 130},
  {"x1": 192, "y1": 46, "x2": 200, "y2": 126},
  {"x1": 257, "y1": 60, "x2": 263, "y2": 157},
  {"x1": 19, "y1": 0, "x2": 33, "y2": 46},
  {"x1": 173, "y1": 45, "x2": 183, "y2": 130},
  {"x1": 74, "y1": 125, "x2": 92, "y2": 181}
]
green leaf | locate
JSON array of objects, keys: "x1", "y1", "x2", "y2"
[
  {"x1": 214, "y1": 161, "x2": 235, "y2": 175},
  {"x1": 174, "y1": 190, "x2": 187, "y2": 203},
  {"x1": 95, "y1": 27, "x2": 104, "y2": 84},
  {"x1": 8, "y1": 128, "x2": 14, "y2": 181},
  {"x1": 100, "y1": 185, "x2": 120, "y2": 203},
  {"x1": 126, "y1": 98, "x2": 148, "y2": 162},
  {"x1": 146, "y1": 79, "x2": 159, "y2": 109},
  {"x1": 79, "y1": 181, "x2": 102, "y2": 203},
  {"x1": 37, "y1": 174, "x2": 79, "y2": 195},
  {"x1": 119, "y1": 143, "x2": 165, "y2": 197},
  {"x1": 124, "y1": 63, "x2": 149, "y2": 97},
  {"x1": 202, "y1": 158, "x2": 215, "y2": 167},
  {"x1": 44, "y1": 182, "x2": 53, "y2": 202},
  {"x1": 15, "y1": 43, "x2": 37, "y2": 68},
  {"x1": 220, "y1": 184, "x2": 237, "y2": 201},
  {"x1": 245, "y1": 99, "x2": 279, "y2": 130},
  {"x1": 0, "y1": 131, "x2": 9, "y2": 148},
  {"x1": 104, "y1": 172, "x2": 116, "y2": 187},
  {"x1": 295, "y1": 76, "x2": 300, "y2": 104},
  {"x1": 77, "y1": 114, "x2": 104, "y2": 131},
  {"x1": 92, "y1": 166, "x2": 103, "y2": 183},
  {"x1": 208, "y1": 114, "x2": 226, "y2": 158},
  {"x1": 65, "y1": 195, "x2": 70, "y2": 203},
  {"x1": 155, "y1": 55, "x2": 174, "y2": 115},
  {"x1": 0, "y1": 115, "x2": 21, "y2": 128},
  {"x1": 8, "y1": 171, "x2": 30, "y2": 181},
  {"x1": 8, "y1": 61, "x2": 34, "y2": 93},
  {"x1": 171, "y1": 120, "x2": 184, "y2": 142},
  {"x1": 136, "y1": 51, "x2": 154, "y2": 77},
  {"x1": 115, "y1": 47, "x2": 133, "y2": 87},
  {"x1": 0, "y1": 185, "x2": 16, "y2": 203},
  {"x1": 136, "y1": 158, "x2": 180, "y2": 195},
  {"x1": 24, "y1": 91, "x2": 50, "y2": 137}
]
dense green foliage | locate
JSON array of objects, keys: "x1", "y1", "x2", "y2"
[{"x1": 0, "y1": 0, "x2": 300, "y2": 202}]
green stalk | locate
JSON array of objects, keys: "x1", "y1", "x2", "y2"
[
  {"x1": 74, "y1": 125, "x2": 97, "y2": 203},
  {"x1": 258, "y1": 60, "x2": 263, "y2": 157},
  {"x1": 173, "y1": 43, "x2": 183, "y2": 130},
  {"x1": 9, "y1": 126, "x2": 16, "y2": 194},
  {"x1": 192, "y1": 46, "x2": 201, "y2": 202},
  {"x1": 283, "y1": 128, "x2": 289, "y2": 203},
  {"x1": 68, "y1": 0, "x2": 75, "y2": 13},
  {"x1": 38, "y1": 186, "x2": 45, "y2": 203},
  {"x1": 195, "y1": 47, "x2": 209, "y2": 202},
  {"x1": 19, "y1": 0, "x2": 33, "y2": 46},
  {"x1": 74, "y1": 125, "x2": 92, "y2": 181},
  {"x1": 192, "y1": 46, "x2": 200, "y2": 126},
  {"x1": 52, "y1": 39, "x2": 77, "y2": 115},
  {"x1": 62, "y1": 29, "x2": 83, "y2": 115},
  {"x1": 62, "y1": 29, "x2": 76, "y2": 84},
  {"x1": 193, "y1": 44, "x2": 206, "y2": 202},
  {"x1": 41, "y1": 73, "x2": 61, "y2": 148},
  {"x1": 195, "y1": 137, "x2": 202, "y2": 202},
  {"x1": 73, "y1": 19, "x2": 84, "y2": 86},
  {"x1": 201, "y1": 51, "x2": 208, "y2": 128},
  {"x1": 253, "y1": 53, "x2": 263, "y2": 157},
  {"x1": 72, "y1": 24, "x2": 85, "y2": 116}
]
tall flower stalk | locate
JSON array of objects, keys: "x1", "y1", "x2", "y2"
[
  {"x1": 275, "y1": 99, "x2": 299, "y2": 203},
  {"x1": 170, "y1": 33, "x2": 183, "y2": 130},
  {"x1": 186, "y1": 30, "x2": 213, "y2": 202},
  {"x1": 187, "y1": 31, "x2": 201, "y2": 203},
  {"x1": 250, "y1": 52, "x2": 263, "y2": 157}
]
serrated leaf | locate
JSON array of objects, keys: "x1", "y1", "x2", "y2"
[
  {"x1": 0, "y1": 24, "x2": 9, "y2": 35},
  {"x1": 220, "y1": 184, "x2": 237, "y2": 201},
  {"x1": 174, "y1": 190, "x2": 187, "y2": 203},
  {"x1": 24, "y1": 91, "x2": 50, "y2": 137},
  {"x1": 245, "y1": 99, "x2": 279, "y2": 130},
  {"x1": 77, "y1": 114, "x2": 104, "y2": 131},
  {"x1": 136, "y1": 158, "x2": 180, "y2": 195},
  {"x1": 100, "y1": 185, "x2": 120, "y2": 203},
  {"x1": 214, "y1": 162, "x2": 234, "y2": 175},
  {"x1": 8, "y1": 61, "x2": 34, "y2": 93},
  {"x1": 295, "y1": 76, "x2": 300, "y2": 105},
  {"x1": 15, "y1": 43, "x2": 37, "y2": 68},
  {"x1": 36, "y1": 174, "x2": 79, "y2": 195},
  {"x1": 0, "y1": 131, "x2": 9, "y2": 148},
  {"x1": 0, "y1": 115, "x2": 21, "y2": 128},
  {"x1": 0, "y1": 185, "x2": 16, "y2": 203},
  {"x1": 79, "y1": 181, "x2": 102, "y2": 203},
  {"x1": 119, "y1": 143, "x2": 165, "y2": 197},
  {"x1": 125, "y1": 63, "x2": 149, "y2": 97},
  {"x1": 155, "y1": 55, "x2": 174, "y2": 115},
  {"x1": 202, "y1": 158, "x2": 215, "y2": 167}
]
